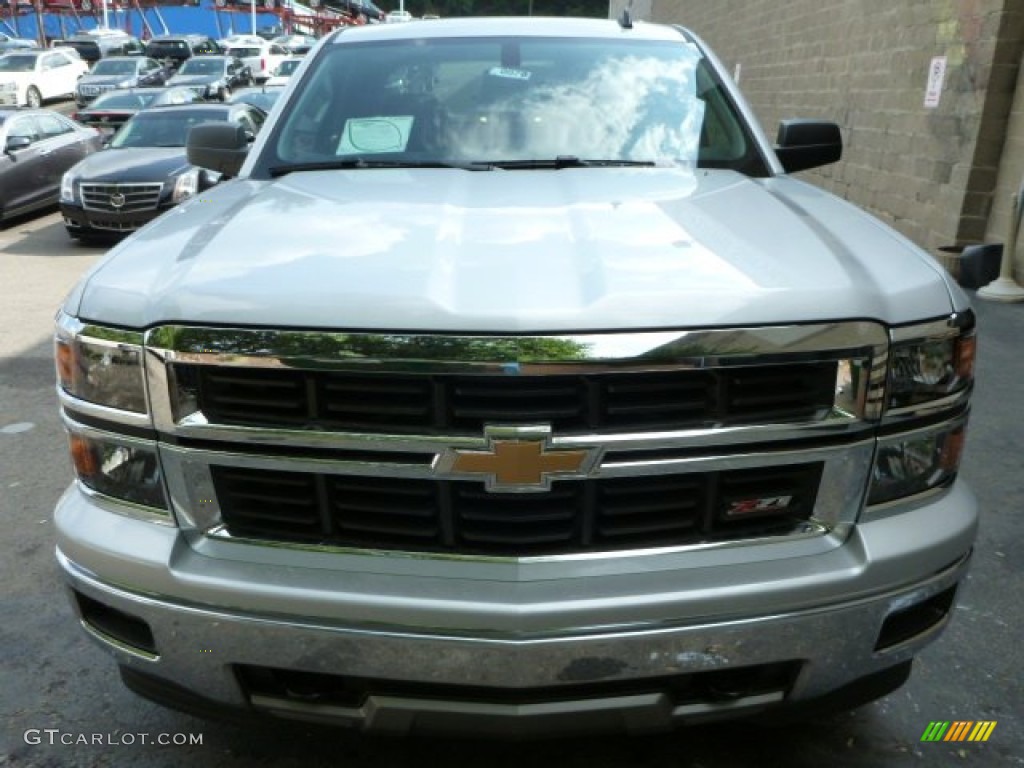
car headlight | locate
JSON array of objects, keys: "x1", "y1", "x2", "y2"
[
  {"x1": 868, "y1": 418, "x2": 967, "y2": 506},
  {"x1": 60, "y1": 172, "x2": 77, "y2": 203},
  {"x1": 66, "y1": 425, "x2": 168, "y2": 512},
  {"x1": 866, "y1": 311, "x2": 975, "y2": 509},
  {"x1": 0, "y1": 82, "x2": 17, "y2": 92},
  {"x1": 887, "y1": 312, "x2": 975, "y2": 412},
  {"x1": 55, "y1": 313, "x2": 147, "y2": 414},
  {"x1": 172, "y1": 168, "x2": 200, "y2": 203}
]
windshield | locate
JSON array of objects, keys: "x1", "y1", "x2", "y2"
[
  {"x1": 91, "y1": 59, "x2": 138, "y2": 76},
  {"x1": 111, "y1": 109, "x2": 221, "y2": 148},
  {"x1": 0, "y1": 54, "x2": 38, "y2": 72},
  {"x1": 179, "y1": 58, "x2": 225, "y2": 75},
  {"x1": 90, "y1": 90, "x2": 159, "y2": 109},
  {"x1": 147, "y1": 41, "x2": 188, "y2": 57},
  {"x1": 263, "y1": 35, "x2": 759, "y2": 174},
  {"x1": 229, "y1": 47, "x2": 260, "y2": 58}
]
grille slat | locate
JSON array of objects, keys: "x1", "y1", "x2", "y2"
[
  {"x1": 211, "y1": 464, "x2": 822, "y2": 556},
  {"x1": 181, "y1": 363, "x2": 838, "y2": 435}
]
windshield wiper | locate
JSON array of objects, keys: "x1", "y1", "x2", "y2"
[
  {"x1": 268, "y1": 159, "x2": 493, "y2": 177},
  {"x1": 481, "y1": 156, "x2": 658, "y2": 170}
]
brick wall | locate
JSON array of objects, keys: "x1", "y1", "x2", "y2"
[{"x1": 612, "y1": 0, "x2": 1023, "y2": 271}]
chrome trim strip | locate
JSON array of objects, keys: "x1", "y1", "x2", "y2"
[{"x1": 58, "y1": 387, "x2": 154, "y2": 430}]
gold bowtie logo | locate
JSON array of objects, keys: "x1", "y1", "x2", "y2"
[{"x1": 437, "y1": 425, "x2": 599, "y2": 492}]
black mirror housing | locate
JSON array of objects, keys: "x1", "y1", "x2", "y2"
[
  {"x1": 774, "y1": 120, "x2": 842, "y2": 173},
  {"x1": 186, "y1": 121, "x2": 249, "y2": 178}
]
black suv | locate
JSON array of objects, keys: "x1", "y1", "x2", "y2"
[
  {"x1": 58, "y1": 31, "x2": 145, "y2": 65},
  {"x1": 144, "y1": 35, "x2": 220, "y2": 69}
]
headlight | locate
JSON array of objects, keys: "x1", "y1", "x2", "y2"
[
  {"x1": 887, "y1": 313, "x2": 975, "y2": 412},
  {"x1": 60, "y1": 172, "x2": 76, "y2": 203},
  {"x1": 66, "y1": 423, "x2": 168, "y2": 513},
  {"x1": 55, "y1": 313, "x2": 147, "y2": 414},
  {"x1": 172, "y1": 168, "x2": 200, "y2": 203},
  {"x1": 868, "y1": 418, "x2": 967, "y2": 506},
  {"x1": 0, "y1": 82, "x2": 17, "y2": 92}
]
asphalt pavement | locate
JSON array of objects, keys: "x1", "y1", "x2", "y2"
[{"x1": 0, "y1": 210, "x2": 1021, "y2": 767}]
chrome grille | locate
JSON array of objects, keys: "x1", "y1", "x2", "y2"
[
  {"x1": 172, "y1": 364, "x2": 839, "y2": 435},
  {"x1": 81, "y1": 182, "x2": 163, "y2": 213},
  {"x1": 210, "y1": 463, "x2": 824, "y2": 556}
]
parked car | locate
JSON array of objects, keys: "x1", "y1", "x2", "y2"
[
  {"x1": 225, "y1": 41, "x2": 288, "y2": 84},
  {"x1": 60, "y1": 101, "x2": 265, "y2": 240},
  {"x1": 167, "y1": 55, "x2": 252, "y2": 100},
  {"x1": 71, "y1": 86, "x2": 204, "y2": 136},
  {"x1": 270, "y1": 34, "x2": 317, "y2": 54},
  {"x1": 217, "y1": 34, "x2": 265, "y2": 49},
  {"x1": 0, "y1": 108, "x2": 101, "y2": 223},
  {"x1": 75, "y1": 56, "x2": 172, "y2": 107},
  {"x1": 144, "y1": 35, "x2": 220, "y2": 70},
  {"x1": 384, "y1": 9, "x2": 413, "y2": 22},
  {"x1": 0, "y1": 32, "x2": 38, "y2": 52},
  {"x1": 57, "y1": 29, "x2": 144, "y2": 65},
  {"x1": 264, "y1": 56, "x2": 303, "y2": 86},
  {"x1": 226, "y1": 83, "x2": 285, "y2": 111},
  {"x1": 0, "y1": 48, "x2": 89, "y2": 108}
]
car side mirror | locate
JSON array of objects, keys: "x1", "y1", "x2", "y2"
[
  {"x1": 187, "y1": 121, "x2": 249, "y2": 177},
  {"x1": 774, "y1": 120, "x2": 842, "y2": 173},
  {"x1": 4, "y1": 135, "x2": 31, "y2": 154}
]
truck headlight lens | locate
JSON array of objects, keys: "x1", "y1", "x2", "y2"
[
  {"x1": 888, "y1": 315, "x2": 975, "y2": 411},
  {"x1": 868, "y1": 419, "x2": 967, "y2": 506},
  {"x1": 60, "y1": 172, "x2": 76, "y2": 203},
  {"x1": 68, "y1": 429, "x2": 168, "y2": 511},
  {"x1": 172, "y1": 168, "x2": 199, "y2": 203},
  {"x1": 55, "y1": 314, "x2": 147, "y2": 414}
]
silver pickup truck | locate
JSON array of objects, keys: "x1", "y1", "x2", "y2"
[{"x1": 54, "y1": 16, "x2": 977, "y2": 736}]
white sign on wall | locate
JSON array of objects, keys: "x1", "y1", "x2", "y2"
[{"x1": 925, "y1": 56, "x2": 947, "y2": 108}]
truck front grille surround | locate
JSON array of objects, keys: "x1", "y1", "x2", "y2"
[{"x1": 146, "y1": 323, "x2": 889, "y2": 559}]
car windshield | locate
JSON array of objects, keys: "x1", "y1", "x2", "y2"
[
  {"x1": 275, "y1": 59, "x2": 301, "y2": 76},
  {"x1": 229, "y1": 47, "x2": 260, "y2": 58},
  {"x1": 264, "y1": 35, "x2": 759, "y2": 174},
  {"x1": 179, "y1": 58, "x2": 225, "y2": 75},
  {"x1": 147, "y1": 41, "x2": 187, "y2": 57},
  {"x1": 90, "y1": 90, "x2": 159, "y2": 109},
  {"x1": 229, "y1": 87, "x2": 283, "y2": 110},
  {"x1": 111, "y1": 109, "x2": 221, "y2": 148},
  {"x1": 91, "y1": 59, "x2": 138, "y2": 75},
  {"x1": 0, "y1": 54, "x2": 38, "y2": 72}
]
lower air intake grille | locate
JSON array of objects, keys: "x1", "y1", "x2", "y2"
[{"x1": 211, "y1": 463, "x2": 823, "y2": 556}]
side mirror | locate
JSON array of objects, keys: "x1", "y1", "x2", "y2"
[
  {"x1": 186, "y1": 121, "x2": 249, "y2": 177},
  {"x1": 5, "y1": 135, "x2": 31, "y2": 153},
  {"x1": 774, "y1": 120, "x2": 842, "y2": 174}
]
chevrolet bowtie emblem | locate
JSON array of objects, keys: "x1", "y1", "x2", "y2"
[{"x1": 436, "y1": 425, "x2": 600, "y2": 492}]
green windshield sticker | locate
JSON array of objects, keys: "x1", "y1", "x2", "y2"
[{"x1": 337, "y1": 116, "x2": 414, "y2": 155}]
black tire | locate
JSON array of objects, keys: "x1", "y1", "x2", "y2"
[{"x1": 26, "y1": 86, "x2": 42, "y2": 109}]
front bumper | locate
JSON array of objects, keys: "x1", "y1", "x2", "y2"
[
  {"x1": 0, "y1": 89, "x2": 22, "y2": 107},
  {"x1": 61, "y1": 200, "x2": 171, "y2": 235},
  {"x1": 55, "y1": 481, "x2": 977, "y2": 735}
]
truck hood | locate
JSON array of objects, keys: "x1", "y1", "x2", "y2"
[{"x1": 73, "y1": 168, "x2": 958, "y2": 332}]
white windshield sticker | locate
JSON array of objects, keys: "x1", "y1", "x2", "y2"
[
  {"x1": 337, "y1": 116, "x2": 414, "y2": 155},
  {"x1": 488, "y1": 66, "x2": 531, "y2": 81}
]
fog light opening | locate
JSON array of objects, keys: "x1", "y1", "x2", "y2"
[
  {"x1": 875, "y1": 585, "x2": 957, "y2": 651},
  {"x1": 74, "y1": 590, "x2": 158, "y2": 657}
]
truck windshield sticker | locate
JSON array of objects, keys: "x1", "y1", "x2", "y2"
[
  {"x1": 488, "y1": 66, "x2": 532, "y2": 81},
  {"x1": 337, "y1": 116, "x2": 414, "y2": 155}
]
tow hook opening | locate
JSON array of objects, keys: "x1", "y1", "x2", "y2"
[{"x1": 875, "y1": 585, "x2": 958, "y2": 651}]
